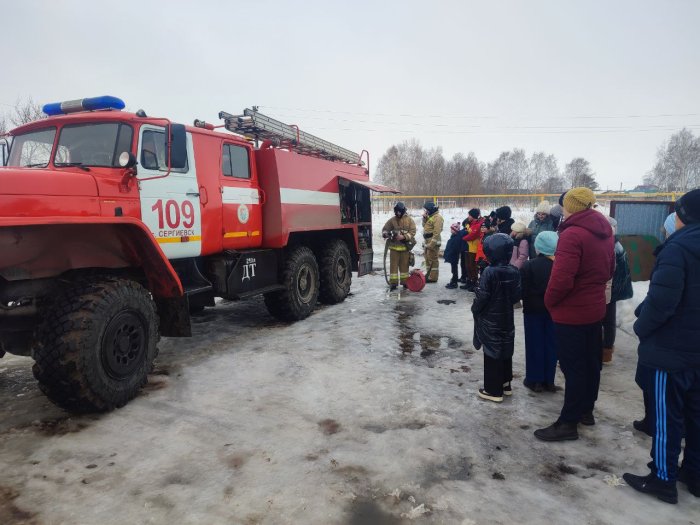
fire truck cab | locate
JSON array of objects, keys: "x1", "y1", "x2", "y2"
[{"x1": 0, "y1": 96, "x2": 397, "y2": 412}]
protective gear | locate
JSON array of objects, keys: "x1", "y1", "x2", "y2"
[
  {"x1": 423, "y1": 201, "x2": 438, "y2": 215},
  {"x1": 394, "y1": 201, "x2": 407, "y2": 217},
  {"x1": 422, "y1": 209, "x2": 444, "y2": 282},
  {"x1": 382, "y1": 214, "x2": 417, "y2": 286}
]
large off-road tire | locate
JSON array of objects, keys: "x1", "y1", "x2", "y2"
[
  {"x1": 32, "y1": 278, "x2": 159, "y2": 412},
  {"x1": 318, "y1": 239, "x2": 352, "y2": 304},
  {"x1": 264, "y1": 246, "x2": 320, "y2": 321}
]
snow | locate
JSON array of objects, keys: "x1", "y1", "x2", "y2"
[{"x1": 0, "y1": 210, "x2": 697, "y2": 524}]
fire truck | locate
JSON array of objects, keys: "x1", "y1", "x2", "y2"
[{"x1": 0, "y1": 96, "x2": 397, "y2": 412}]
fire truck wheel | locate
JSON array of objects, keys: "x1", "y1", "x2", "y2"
[
  {"x1": 32, "y1": 277, "x2": 159, "y2": 412},
  {"x1": 318, "y1": 239, "x2": 352, "y2": 304},
  {"x1": 264, "y1": 246, "x2": 319, "y2": 321}
]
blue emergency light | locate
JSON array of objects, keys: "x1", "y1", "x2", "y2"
[{"x1": 42, "y1": 96, "x2": 126, "y2": 116}]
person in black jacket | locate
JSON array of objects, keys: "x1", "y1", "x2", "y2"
[
  {"x1": 495, "y1": 206, "x2": 515, "y2": 235},
  {"x1": 472, "y1": 233, "x2": 522, "y2": 402},
  {"x1": 623, "y1": 189, "x2": 700, "y2": 504},
  {"x1": 520, "y1": 231, "x2": 559, "y2": 393},
  {"x1": 443, "y1": 222, "x2": 464, "y2": 289}
]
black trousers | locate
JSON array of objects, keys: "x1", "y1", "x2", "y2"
[
  {"x1": 602, "y1": 301, "x2": 617, "y2": 348},
  {"x1": 638, "y1": 366, "x2": 700, "y2": 483},
  {"x1": 555, "y1": 322, "x2": 603, "y2": 424},
  {"x1": 460, "y1": 252, "x2": 468, "y2": 280},
  {"x1": 450, "y1": 261, "x2": 459, "y2": 282},
  {"x1": 484, "y1": 354, "x2": 513, "y2": 397}
]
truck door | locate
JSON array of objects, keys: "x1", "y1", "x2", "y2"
[
  {"x1": 220, "y1": 142, "x2": 262, "y2": 249},
  {"x1": 137, "y1": 125, "x2": 202, "y2": 259}
]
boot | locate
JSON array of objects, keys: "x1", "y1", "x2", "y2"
[
  {"x1": 523, "y1": 379, "x2": 544, "y2": 393},
  {"x1": 679, "y1": 466, "x2": 700, "y2": 497},
  {"x1": 602, "y1": 346, "x2": 614, "y2": 364},
  {"x1": 459, "y1": 276, "x2": 467, "y2": 284},
  {"x1": 477, "y1": 388, "x2": 503, "y2": 403},
  {"x1": 503, "y1": 382, "x2": 512, "y2": 396},
  {"x1": 544, "y1": 383, "x2": 558, "y2": 393},
  {"x1": 579, "y1": 412, "x2": 595, "y2": 426},
  {"x1": 633, "y1": 418, "x2": 653, "y2": 437},
  {"x1": 389, "y1": 284, "x2": 397, "y2": 291},
  {"x1": 622, "y1": 472, "x2": 678, "y2": 504},
  {"x1": 445, "y1": 280, "x2": 458, "y2": 289},
  {"x1": 534, "y1": 420, "x2": 579, "y2": 442}
]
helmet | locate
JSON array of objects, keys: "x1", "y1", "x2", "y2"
[
  {"x1": 394, "y1": 201, "x2": 407, "y2": 216},
  {"x1": 483, "y1": 233, "x2": 514, "y2": 265},
  {"x1": 423, "y1": 201, "x2": 438, "y2": 215}
]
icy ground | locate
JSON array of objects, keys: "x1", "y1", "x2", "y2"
[{"x1": 1, "y1": 210, "x2": 698, "y2": 524}]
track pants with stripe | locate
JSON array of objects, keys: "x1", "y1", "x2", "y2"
[{"x1": 640, "y1": 366, "x2": 700, "y2": 483}]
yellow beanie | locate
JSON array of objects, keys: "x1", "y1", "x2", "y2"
[{"x1": 563, "y1": 187, "x2": 596, "y2": 214}]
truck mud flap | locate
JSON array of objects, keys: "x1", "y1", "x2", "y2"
[{"x1": 358, "y1": 248, "x2": 373, "y2": 277}]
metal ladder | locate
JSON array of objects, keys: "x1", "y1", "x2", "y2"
[{"x1": 219, "y1": 107, "x2": 364, "y2": 166}]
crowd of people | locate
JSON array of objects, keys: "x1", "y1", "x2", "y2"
[{"x1": 381, "y1": 188, "x2": 700, "y2": 506}]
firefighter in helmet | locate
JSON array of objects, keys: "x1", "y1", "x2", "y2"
[
  {"x1": 422, "y1": 201, "x2": 444, "y2": 283},
  {"x1": 382, "y1": 202, "x2": 417, "y2": 290}
]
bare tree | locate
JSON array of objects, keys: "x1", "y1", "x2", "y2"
[
  {"x1": 527, "y1": 152, "x2": 560, "y2": 193},
  {"x1": 645, "y1": 128, "x2": 700, "y2": 192},
  {"x1": 564, "y1": 157, "x2": 598, "y2": 190},
  {"x1": 8, "y1": 97, "x2": 45, "y2": 127}
]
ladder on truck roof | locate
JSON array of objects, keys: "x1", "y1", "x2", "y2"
[{"x1": 219, "y1": 108, "x2": 365, "y2": 166}]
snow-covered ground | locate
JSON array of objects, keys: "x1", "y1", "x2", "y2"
[{"x1": 0, "y1": 210, "x2": 697, "y2": 524}]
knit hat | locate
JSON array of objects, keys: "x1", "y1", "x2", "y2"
[
  {"x1": 535, "y1": 200, "x2": 551, "y2": 214},
  {"x1": 675, "y1": 189, "x2": 700, "y2": 225},
  {"x1": 549, "y1": 204, "x2": 563, "y2": 218},
  {"x1": 468, "y1": 208, "x2": 480, "y2": 219},
  {"x1": 563, "y1": 187, "x2": 596, "y2": 214},
  {"x1": 511, "y1": 222, "x2": 526, "y2": 234},
  {"x1": 664, "y1": 212, "x2": 677, "y2": 236},
  {"x1": 495, "y1": 206, "x2": 512, "y2": 221},
  {"x1": 450, "y1": 222, "x2": 460, "y2": 234},
  {"x1": 535, "y1": 231, "x2": 559, "y2": 256}
]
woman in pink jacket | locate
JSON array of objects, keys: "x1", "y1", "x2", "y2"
[{"x1": 509, "y1": 223, "x2": 529, "y2": 269}]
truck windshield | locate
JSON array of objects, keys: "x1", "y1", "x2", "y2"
[
  {"x1": 7, "y1": 123, "x2": 134, "y2": 169},
  {"x1": 7, "y1": 128, "x2": 56, "y2": 167},
  {"x1": 54, "y1": 123, "x2": 133, "y2": 168}
]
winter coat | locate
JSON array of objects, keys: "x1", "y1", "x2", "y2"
[
  {"x1": 544, "y1": 209, "x2": 615, "y2": 325},
  {"x1": 422, "y1": 212, "x2": 444, "y2": 249},
  {"x1": 634, "y1": 223, "x2": 700, "y2": 371},
  {"x1": 509, "y1": 237, "x2": 529, "y2": 269},
  {"x1": 520, "y1": 255, "x2": 554, "y2": 315},
  {"x1": 443, "y1": 231, "x2": 463, "y2": 264},
  {"x1": 463, "y1": 218, "x2": 484, "y2": 253},
  {"x1": 472, "y1": 264, "x2": 522, "y2": 359},
  {"x1": 527, "y1": 215, "x2": 555, "y2": 259},
  {"x1": 472, "y1": 234, "x2": 522, "y2": 360},
  {"x1": 497, "y1": 217, "x2": 515, "y2": 235},
  {"x1": 611, "y1": 239, "x2": 633, "y2": 302},
  {"x1": 382, "y1": 215, "x2": 417, "y2": 252}
]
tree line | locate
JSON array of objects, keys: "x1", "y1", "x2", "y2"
[
  {"x1": 645, "y1": 128, "x2": 700, "y2": 192},
  {"x1": 375, "y1": 139, "x2": 598, "y2": 195}
]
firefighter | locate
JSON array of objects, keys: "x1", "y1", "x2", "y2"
[
  {"x1": 422, "y1": 201, "x2": 444, "y2": 283},
  {"x1": 382, "y1": 202, "x2": 417, "y2": 290}
]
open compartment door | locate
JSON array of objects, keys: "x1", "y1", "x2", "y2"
[{"x1": 338, "y1": 177, "x2": 401, "y2": 277}]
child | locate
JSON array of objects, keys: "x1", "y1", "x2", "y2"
[
  {"x1": 472, "y1": 233, "x2": 522, "y2": 402},
  {"x1": 476, "y1": 217, "x2": 494, "y2": 279},
  {"x1": 520, "y1": 231, "x2": 559, "y2": 393},
  {"x1": 443, "y1": 222, "x2": 463, "y2": 289},
  {"x1": 509, "y1": 222, "x2": 529, "y2": 269},
  {"x1": 461, "y1": 209, "x2": 484, "y2": 291},
  {"x1": 624, "y1": 189, "x2": 700, "y2": 503}
]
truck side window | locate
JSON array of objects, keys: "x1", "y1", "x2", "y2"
[
  {"x1": 141, "y1": 129, "x2": 188, "y2": 173},
  {"x1": 222, "y1": 144, "x2": 250, "y2": 179}
]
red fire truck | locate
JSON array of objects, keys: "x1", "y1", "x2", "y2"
[{"x1": 0, "y1": 97, "x2": 397, "y2": 412}]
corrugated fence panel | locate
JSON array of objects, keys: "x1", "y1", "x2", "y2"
[{"x1": 612, "y1": 202, "x2": 672, "y2": 243}]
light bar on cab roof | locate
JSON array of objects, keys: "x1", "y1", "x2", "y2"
[{"x1": 42, "y1": 96, "x2": 126, "y2": 116}]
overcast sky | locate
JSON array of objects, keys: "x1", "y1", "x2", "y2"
[{"x1": 3, "y1": 0, "x2": 699, "y2": 190}]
